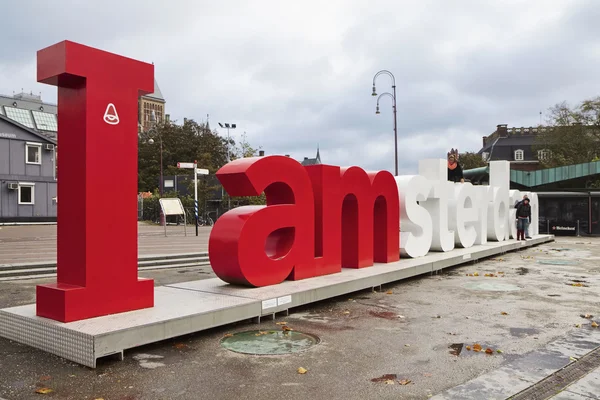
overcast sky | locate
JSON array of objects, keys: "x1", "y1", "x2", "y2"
[{"x1": 1, "y1": 0, "x2": 598, "y2": 174}]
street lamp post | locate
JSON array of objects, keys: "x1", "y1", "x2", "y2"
[
  {"x1": 372, "y1": 70, "x2": 398, "y2": 176},
  {"x1": 218, "y1": 122, "x2": 236, "y2": 211},
  {"x1": 147, "y1": 110, "x2": 165, "y2": 225}
]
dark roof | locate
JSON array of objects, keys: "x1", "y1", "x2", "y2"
[
  {"x1": 0, "y1": 113, "x2": 57, "y2": 145},
  {"x1": 479, "y1": 135, "x2": 536, "y2": 154},
  {"x1": 301, "y1": 147, "x2": 321, "y2": 166}
]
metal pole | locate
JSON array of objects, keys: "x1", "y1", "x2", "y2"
[
  {"x1": 226, "y1": 127, "x2": 231, "y2": 211},
  {"x1": 159, "y1": 138, "x2": 165, "y2": 226},
  {"x1": 392, "y1": 84, "x2": 398, "y2": 176},
  {"x1": 547, "y1": 220, "x2": 550, "y2": 234},
  {"x1": 194, "y1": 161, "x2": 198, "y2": 237},
  {"x1": 577, "y1": 220, "x2": 580, "y2": 237}
]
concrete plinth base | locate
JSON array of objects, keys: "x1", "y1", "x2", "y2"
[{"x1": 0, "y1": 235, "x2": 553, "y2": 368}]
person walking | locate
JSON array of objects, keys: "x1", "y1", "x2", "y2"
[
  {"x1": 516, "y1": 197, "x2": 531, "y2": 241},
  {"x1": 514, "y1": 195, "x2": 531, "y2": 238}
]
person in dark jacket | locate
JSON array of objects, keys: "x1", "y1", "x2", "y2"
[
  {"x1": 516, "y1": 198, "x2": 531, "y2": 240},
  {"x1": 514, "y1": 195, "x2": 531, "y2": 238},
  {"x1": 447, "y1": 154, "x2": 464, "y2": 183}
]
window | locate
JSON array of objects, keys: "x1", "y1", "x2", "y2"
[
  {"x1": 482, "y1": 152, "x2": 489, "y2": 161},
  {"x1": 538, "y1": 149, "x2": 550, "y2": 161},
  {"x1": 18, "y1": 183, "x2": 35, "y2": 205},
  {"x1": 514, "y1": 149, "x2": 524, "y2": 161},
  {"x1": 4, "y1": 107, "x2": 35, "y2": 128},
  {"x1": 164, "y1": 179, "x2": 174, "y2": 188},
  {"x1": 32, "y1": 111, "x2": 58, "y2": 132},
  {"x1": 26, "y1": 142, "x2": 42, "y2": 164}
]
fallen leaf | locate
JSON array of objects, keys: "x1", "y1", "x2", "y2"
[
  {"x1": 498, "y1": 271, "x2": 505, "y2": 274},
  {"x1": 397, "y1": 315, "x2": 406, "y2": 319},
  {"x1": 275, "y1": 322, "x2": 288, "y2": 325},
  {"x1": 399, "y1": 379, "x2": 412, "y2": 385},
  {"x1": 255, "y1": 331, "x2": 269, "y2": 336},
  {"x1": 575, "y1": 324, "x2": 581, "y2": 328},
  {"x1": 386, "y1": 290, "x2": 393, "y2": 295},
  {"x1": 572, "y1": 283, "x2": 584, "y2": 287},
  {"x1": 404, "y1": 344, "x2": 411, "y2": 347},
  {"x1": 39, "y1": 376, "x2": 51, "y2": 381},
  {"x1": 581, "y1": 314, "x2": 594, "y2": 319},
  {"x1": 343, "y1": 311, "x2": 350, "y2": 315},
  {"x1": 385, "y1": 380, "x2": 395, "y2": 385},
  {"x1": 348, "y1": 298, "x2": 353, "y2": 301},
  {"x1": 592, "y1": 321, "x2": 599, "y2": 328},
  {"x1": 174, "y1": 343, "x2": 187, "y2": 349},
  {"x1": 465, "y1": 346, "x2": 471, "y2": 351},
  {"x1": 371, "y1": 374, "x2": 397, "y2": 382},
  {"x1": 473, "y1": 272, "x2": 479, "y2": 277},
  {"x1": 485, "y1": 348, "x2": 493, "y2": 355},
  {"x1": 501, "y1": 312, "x2": 509, "y2": 315},
  {"x1": 35, "y1": 388, "x2": 53, "y2": 394},
  {"x1": 93, "y1": 398, "x2": 105, "y2": 400},
  {"x1": 472, "y1": 344, "x2": 482, "y2": 352},
  {"x1": 570, "y1": 356, "x2": 578, "y2": 362},
  {"x1": 282, "y1": 326, "x2": 293, "y2": 332},
  {"x1": 223, "y1": 333, "x2": 233, "y2": 338},
  {"x1": 68, "y1": 375, "x2": 76, "y2": 378},
  {"x1": 297, "y1": 367, "x2": 308, "y2": 374},
  {"x1": 496, "y1": 349, "x2": 503, "y2": 354}
]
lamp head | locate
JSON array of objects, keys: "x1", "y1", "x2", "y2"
[
  {"x1": 375, "y1": 105, "x2": 380, "y2": 115},
  {"x1": 148, "y1": 138, "x2": 155, "y2": 145},
  {"x1": 371, "y1": 85, "x2": 377, "y2": 96}
]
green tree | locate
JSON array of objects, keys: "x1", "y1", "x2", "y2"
[
  {"x1": 459, "y1": 152, "x2": 486, "y2": 170},
  {"x1": 535, "y1": 98, "x2": 600, "y2": 167}
]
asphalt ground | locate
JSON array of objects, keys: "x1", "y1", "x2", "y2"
[
  {"x1": 0, "y1": 223, "x2": 210, "y2": 264},
  {"x1": 0, "y1": 234, "x2": 599, "y2": 399}
]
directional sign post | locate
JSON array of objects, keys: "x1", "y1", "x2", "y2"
[
  {"x1": 177, "y1": 162, "x2": 210, "y2": 237},
  {"x1": 195, "y1": 167, "x2": 210, "y2": 236}
]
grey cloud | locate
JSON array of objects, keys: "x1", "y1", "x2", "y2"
[{"x1": 1, "y1": 0, "x2": 598, "y2": 174}]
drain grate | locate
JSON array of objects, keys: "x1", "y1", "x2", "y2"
[
  {"x1": 220, "y1": 330, "x2": 320, "y2": 355},
  {"x1": 509, "y1": 346, "x2": 600, "y2": 400}
]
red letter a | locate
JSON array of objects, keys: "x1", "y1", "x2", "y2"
[{"x1": 208, "y1": 156, "x2": 315, "y2": 287}]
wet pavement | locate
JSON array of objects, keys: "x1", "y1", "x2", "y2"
[{"x1": 0, "y1": 236, "x2": 599, "y2": 399}]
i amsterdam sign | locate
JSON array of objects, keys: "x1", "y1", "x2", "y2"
[{"x1": 33, "y1": 40, "x2": 540, "y2": 323}]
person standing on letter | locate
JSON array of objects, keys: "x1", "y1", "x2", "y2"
[
  {"x1": 516, "y1": 198, "x2": 531, "y2": 241},
  {"x1": 447, "y1": 151, "x2": 464, "y2": 183}
]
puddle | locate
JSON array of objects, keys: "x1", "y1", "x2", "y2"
[
  {"x1": 133, "y1": 353, "x2": 166, "y2": 369},
  {"x1": 510, "y1": 328, "x2": 540, "y2": 337},
  {"x1": 516, "y1": 267, "x2": 529, "y2": 275},
  {"x1": 463, "y1": 282, "x2": 521, "y2": 292},
  {"x1": 538, "y1": 259, "x2": 579, "y2": 266}
]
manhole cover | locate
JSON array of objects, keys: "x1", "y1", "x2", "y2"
[
  {"x1": 220, "y1": 330, "x2": 320, "y2": 355},
  {"x1": 463, "y1": 282, "x2": 521, "y2": 292},
  {"x1": 537, "y1": 259, "x2": 578, "y2": 265}
]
